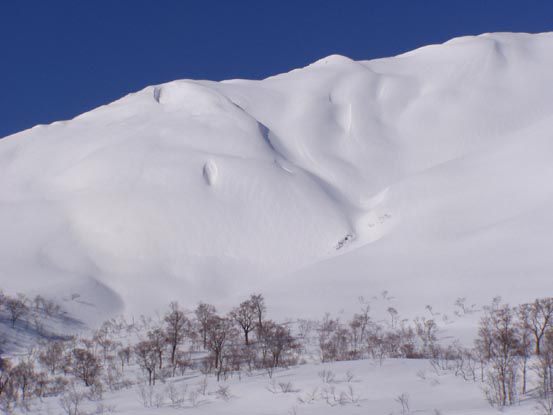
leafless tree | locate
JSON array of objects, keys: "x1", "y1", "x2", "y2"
[
  {"x1": 164, "y1": 302, "x2": 189, "y2": 366},
  {"x1": 0, "y1": 358, "x2": 15, "y2": 410},
  {"x1": 260, "y1": 320, "x2": 298, "y2": 369},
  {"x1": 397, "y1": 324, "x2": 418, "y2": 358},
  {"x1": 526, "y1": 298, "x2": 553, "y2": 356},
  {"x1": 39, "y1": 296, "x2": 55, "y2": 318},
  {"x1": 249, "y1": 294, "x2": 266, "y2": 332},
  {"x1": 33, "y1": 295, "x2": 60, "y2": 317},
  {"x1": 318, "y1": 314, "x2": 342, "y2": 362},
  {"x1": 230, "y1": 299, "x2": 256, "y2": 345},
  {"x1": 518, "y1": 303, "x2": 534, "y2": 395},
  {"x1": 387, "y1": 307, "x2": 399, "y2": 329},
  {"x1": 147, "y1": 327, "x2": 167, "y2": 370},
  {"x1": 59, "y1": 382, "x2": 88, "y2": 415},
  {"x1": 366, "y1": 324, "x2": 386, "y2": 365},
  {"x1": 395, "y1": 392, "x2": 410, "y2": 415},
  {"x1": 70, "y1": 348, "x2": 101, "y2": 387},
  {"x1": 195, "y1": 302, "x2": 217, "y2": 349},
  {"x1": 5, "y1": 296, "x2": 28, "y2": 328},
  {"x1": 534, "y1": 329, "x2": 553, "y2": 403},
  {"x1": 215, "y1": 384, "x2": 232, "y2": 401},
  {"x1": 11, "y1": 360, "x2": 36, "y2": 404},
  {"x1": 93, "y1": 327, "x2": 117, "y2": 364},
  {"x1": 117, "y1": 346, "x2": 131, "y2": 371},
  {"x1": 477, "y1": 302, "x2": 520, "y2": 407},
  {"x1": 205, "y1": 316, "x2": 235, "y2": 380},
  {"x1": 475, "y1": 297, "x2": 502, "y2": 360},
  {"x1": 173, "y1": 350, "x2": 190, "y2": 376},
  {"x1": 135, "y1": 340, "x2": 158, "y2": 386},
  {"x1": 536, "y1": 395, "x2": 553, "y2": 415},
  {"x1": 349, "y1": 305, "x2": 371, "y2": 358},
  {"x1": 414, "y1": 316, "x2": 438, "y2": 357},
  {"x1": 38, "y1": 341, "x2": 67, "y2": 374}
]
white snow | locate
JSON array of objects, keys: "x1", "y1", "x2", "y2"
[
  {"x1": 27, "y1": 359, "x2": 538, "y2": 415},
  {"x1": 1, "y1": 32, "x2": 553, "y2": 328},
  {"x1": 202, "y1": 160, "x2": 218, "y2": 186}
]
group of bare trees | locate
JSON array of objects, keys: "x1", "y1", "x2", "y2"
[
  {"x1": 313, "y1": 303, "x2": 440, "y2": 364},
  {"x1": 0, "y1": 354, "x2": 70, "y2": 412},
  {"x1": 305, "y1": 295, "x2": 553, "y2": 412},
  {"x1": 0, "y1": 293, "x2": 285, "y2": 411},
  {"x1": 421, "y1": 297, "x2": 553, "y2": 411},
  {"x1": 1, "y1": 291, "x2": 30, "y2": 329},
  {"x1": 2, "y1": 290, "x2": 553, "y2": 413},
  {"x1": 130, "y1": 294, "x2": 298, "y2": 384},
  {"x1": 0, "y1": 290, "x2": 61, "y2": 333},
  {"x1": 0, "y1": 292, "x2": 303, "y2": 412},
  {"x1": 430, "y1": 296, "x2": 553, "y2": 410},
  {"x1": 476, "y1": 297, "x2": 553, "y2": 409}
]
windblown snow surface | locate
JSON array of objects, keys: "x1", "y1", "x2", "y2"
[{"x1": 1, "y1": 32, "x2": 553, "y2": 328}]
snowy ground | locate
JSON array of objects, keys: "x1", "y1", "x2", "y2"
[{"x1": 25, "y1": 359, "x2": 537, "y2": 415}]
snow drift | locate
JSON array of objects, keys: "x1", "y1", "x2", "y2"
[{"x1": 1, "y1": 32, "x2": 553, "y2": 324}]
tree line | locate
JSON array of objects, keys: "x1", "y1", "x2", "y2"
[{"x1": 1, "y1": 290, "x2": 552, "y2": 413}]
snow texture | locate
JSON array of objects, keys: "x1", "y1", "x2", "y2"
[
  {"x1": 1, "y1": 32, "x2": 553, "y2": 327},
  {"x1": 22, "y1": 359, "x2": 541, "y2": 415}
]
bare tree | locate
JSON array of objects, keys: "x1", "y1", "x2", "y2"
[
  {"x1": 395, "y1": 392, "x2": 410, "y2": 415},
  {"x1": 135, "y1": 340, "x2": 158, "y2": 386},
  {"x1": 5, "y1": 296, "x2": 28, "y2": 328},
  {"x1": 318, "y1": 314, "x2": 342, "y2": 362},
  {"x1": 230, "y1": 299, "x2": 256, "y2": 345},
  {"x1": 117, "y1": 346, "x2": 131, "y2": 371},
  {"x1": 164, "y1": 302, "x2": 189, "y2": 366},
  {"x1": 205, "y1": 316, "x2": 234, "y2": 380},
  {"x1": 387, "y1": 307, "x2": 399, "y2": 329},
  {"x1": 11, "y1": 360, "x2": 36, "y2": 404},
  {"x1": 249, "y1": 294, "x2": 266, "y2": 332},
  {"x1": 527, "y1": 298, "x2": 553, "y2": 356},
  {"x1": 414, "y1": 317, "x2": 438, "y2": 357},
  {"x1": 93, "y1": 327, "x2": 117, "y2": 364},
  {"x1": 59, "y1": 382, "x2": 88, "y2": 415},
  {"x1": 38, "y1": 341, "x2": 67, "y2": 374},
  {"x1": 32, "y1": 295, "x2": 60, "y2": 317},
  {"x1": 349, "y1": 304, "x2": 371, "y2": 359},
  {"x1": 536, "y1": 395, "x2": 553, "y2": 415},
  {"x1": 70, "y1": 348, "x2": 101, "y2": 387},
  {"x1": 0, "y1": 358, "x2": 14, "y2": 407},
  {"x1": 147, "y1": 327, "x2": 167, "y2": 370},
  {"x1": 518, "y1": 303, "x2": 534, "y2": 395},
  {"x1": 195, "y1": 302, "x2": 217, "y2": 349},
  {"x1": 534, "y1": 329, "x2": 553, "y2": 404},
  {"x1": 476, "y1": 297, "x2": 503, "y2": 361},
  {"x1": 477, "y1": 302, "x2": 520, "y2": 407},
  {"x1": 367, "y1": 324, "x2": 387, "y2": 365},
  {"x1": 261, "y1": 321, "x2": 298, "y2": 369},
  {"x1": 397, "y1": 324, "x2": 418, "y2": 358}
]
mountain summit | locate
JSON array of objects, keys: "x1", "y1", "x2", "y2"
[{"x1": 1, "y1": 32, "x2": 553, "y2": 322}]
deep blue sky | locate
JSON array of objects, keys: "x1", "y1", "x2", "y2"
[{"x1": 1, "y1": 1, "x2": 553, "y2": 138}]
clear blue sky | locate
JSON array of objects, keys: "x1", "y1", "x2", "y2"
[{"x1": 1, "y1": 0, "x2": 553, "y2": 138}]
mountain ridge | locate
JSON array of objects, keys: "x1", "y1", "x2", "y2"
[{"x1": 1, "y1": 32, "x2": 553, "y2": 324}]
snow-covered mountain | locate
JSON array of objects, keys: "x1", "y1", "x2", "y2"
[{"x1": 1, "y1": 32, "x2": 553, "y2": 324}]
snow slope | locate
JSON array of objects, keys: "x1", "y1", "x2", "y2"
[
  {"x1": 1, "y1": 32, "x2": 553, "y2": 325},
  {"x1": 27, "y1": 359, "x2": 537, "y2": 415}
]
